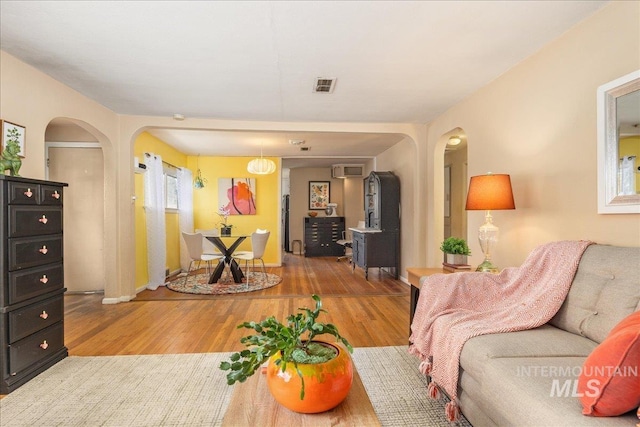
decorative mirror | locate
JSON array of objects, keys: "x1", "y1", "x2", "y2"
[{"x1": 597, "y1": 70, "x2": 640, "y2": 214}]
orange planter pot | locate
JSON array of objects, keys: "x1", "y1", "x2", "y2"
[{"x1": 266, "y1": 341, "x2": 353, "y2": 413}]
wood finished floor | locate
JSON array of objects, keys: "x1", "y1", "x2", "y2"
[{"x1": 64, "y1": 253, "x2": 411, "y2": 356}]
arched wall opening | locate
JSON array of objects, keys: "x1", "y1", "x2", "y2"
[
  {"x1": 432, "y1": 127, "x2": 468, "y2": 264},
  {"x1": 123, "y1": 122, "x2": 420, "y2": 294},
  {"x1": 44, "y1": 117, "x2": 115, "y2": 299}
]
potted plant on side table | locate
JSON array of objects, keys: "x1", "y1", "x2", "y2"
[
  {"x1": 440, "y1": 236, "x2": 471, "y2": 266},
  {"x1": 219, "y1": 294, "x2": 354, "y2": 413}
]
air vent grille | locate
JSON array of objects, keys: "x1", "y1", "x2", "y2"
[{"x1": 314, "y1": 77, "x2": 336, "y2": 93}]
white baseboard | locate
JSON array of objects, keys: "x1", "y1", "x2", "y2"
[{"x1": 102, "y1": 295, "x2": 133, "y2": 305}]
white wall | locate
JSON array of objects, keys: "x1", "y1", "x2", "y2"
[
  {"x1": 425, "y1": 1, "x2": 640, "y2": 268},
  {"x1": 0, "y1": 50, "x2": 417, "y2": 301},
  {"x1": 376, "y1": 136, "x2": 419, "y2": 276},
  {"x1": 0, "y1": 50, "x2": 123, "y2": 302},
  {"x1": 288, "y1": 168, "x2": 345, "y2": 252},
  {"x1": 1, "y1": 1, "x2": 638, "y2": 300}
]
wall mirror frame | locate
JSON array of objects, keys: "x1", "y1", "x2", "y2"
[{"x1": 597, "y1": 69, "x2": 640, "y2": 214}]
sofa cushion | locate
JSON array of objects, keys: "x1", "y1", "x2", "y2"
[
  {"x1": 578, "y1": 310, "x2": 640, "y2": 416},
  {"x1": 460, "y1": 324, "x2": 597, "y2": 380},
  {"x1": 550, "y1": 245, "x2": 640, "y2": 343},
  {"x1": 471, "y1": 356, "x2": 638, "y2": 426}
]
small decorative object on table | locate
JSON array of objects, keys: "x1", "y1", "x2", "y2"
[
  {"x1": 217, "y1": 206, "x2": 233, "y2": 236},
  {"x1": 308, "y1": 211, "x2": 318, "y2": 217},
  {"x1": 0, "y1": 121, "x2": 25, "y2": 176},
  {"x1": 220, "y1": 294, "x2": 353, "y2": 413},
  {"x1": 440, "y1": 237, "x2": 471, "y2": 268}
]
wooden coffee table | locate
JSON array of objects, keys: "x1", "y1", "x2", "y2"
[{"x1": 222, "y1": 366, "x2": 380, "y2": 426}]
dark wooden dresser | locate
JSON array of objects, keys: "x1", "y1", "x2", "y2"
[
  {"x1": 0, "y1": 175, "x2": 68, "y2": 394},
  {"x1": 304, "y1": 216, "x2": 345, "y2": 257}
]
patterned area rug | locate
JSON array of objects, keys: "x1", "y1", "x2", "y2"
[
  {"x1": 165, "y1": 271, "x2": 282, "y2": 295},
  {"x1": 0, "y1": 346, "x2": 471, "y2": 427}
]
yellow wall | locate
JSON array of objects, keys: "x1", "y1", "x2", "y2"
[
  {"x1": 620, "y1": 136, "x2": 640, "y2": 191},
  {"x1": 133, "y1": 134, "x2": 280, "y2": 288},
  {"x1": 134, "y1": 132, "x2": 187, "y2": 288},
  {"x1": 190, "y1": 156, "x2": 281, "y2": 262}
]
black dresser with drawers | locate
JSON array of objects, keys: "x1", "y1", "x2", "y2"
[
  {"x1": 0, "y1": 175, "x2": 68, "y2": 394},
  {"x1": 304, "y1": 216, "x2": 345, "y2": 257}
]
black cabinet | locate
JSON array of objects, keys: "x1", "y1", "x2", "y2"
[
  {"x1": 304, "y1": 217, "x2": 345, "y2": 257},
  {"x1": 364, "y1": 171, "x2": 400, "y2": 231},
  {"x1": 352, "y1": 231, "x2": 399, "y2": 280},
  {"x1": 352, "y1": 172, "x2": 400, "y2": 279},
  {"x1": 0, "y1": 175, "x2": 68, "y2": 394}
]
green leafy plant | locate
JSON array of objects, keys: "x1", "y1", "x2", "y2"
[
  {"x1": 440, "y1": 237, "x2": 471, "y2": 255},
  {"x1": 219, "y1": 294, "x2": 353, "y2": 399},
  {"x1": 6, "y1": 127, "x2": 22, "y2": 146}
]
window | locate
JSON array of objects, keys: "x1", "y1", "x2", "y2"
[{"x1": 164, "y1": 167, "x2": 178, "y2": 211}]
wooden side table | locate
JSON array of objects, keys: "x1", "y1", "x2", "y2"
[{"x1": 406, "y1": 267, "x2": 450, "y2": 338}]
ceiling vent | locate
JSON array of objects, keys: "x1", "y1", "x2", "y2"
[
  {"x1": 314, "y1": 77, "x2": 336, "y2": 93},
  {"x1": 332, "y1": 164, "x2": 364, "y2": 178}
]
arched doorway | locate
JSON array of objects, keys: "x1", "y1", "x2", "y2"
[
  {"x1": 45, "y1": 118, "x2": 105, "y2": 293},
  {"x1": 444, "y1": 132, "x2": 468, "y2": 241}
]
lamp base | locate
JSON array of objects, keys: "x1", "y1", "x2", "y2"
[{"x1": 475, "y1": 260, "x2": 499, "y2": 273}]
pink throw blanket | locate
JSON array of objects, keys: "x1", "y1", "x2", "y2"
[{"x1": 408, "y1": 240, "x2": 592, "y2": 421}]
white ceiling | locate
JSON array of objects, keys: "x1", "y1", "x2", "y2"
[
  {"x1": 0, "y1": 1, "x2": 608, "y2": 167},
  {"x1": 145, "y1": 128, "x2": 407, "y2": 168}
]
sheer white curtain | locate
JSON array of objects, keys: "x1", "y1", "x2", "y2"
[
  {"x1": 177, "y1": 167, "x2": 194, "y2": 272},
  {"x1": 144, "y1": 153, "x2": 166, "y2": 290}
]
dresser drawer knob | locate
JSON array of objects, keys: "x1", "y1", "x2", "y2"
[
  {"x1": 40, "y1": 340, "x2": 49, "y2": 350},
  {"x1": 52, "y1": 190, "x2": 60, "y2": 199},
  {"x1": 39, "y1": 246, "x2": 49, "y2": 255},
  {"x1": 40, "y1": 311, "x2": 49, "y2": 320},
  {"x1": 40, "y1": 275, "x2": 49, "y2": 283},
  {"x1": 39, "y1": 215, "x2": 49, "y2": 224},
  {"x1": 24, "y1": 188, "x2": 33, "y2": 198}
]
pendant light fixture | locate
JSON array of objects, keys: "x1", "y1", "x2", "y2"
[
  {"x1": 193, "y1": 155, "x2": 207, "y2": 189},
  {"x1": 247, "y1": 142, "x2": 276, "y2": 175}
]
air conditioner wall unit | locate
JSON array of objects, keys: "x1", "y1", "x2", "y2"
[{"x1": 332, "y1": 164, "x2": 365, "y2": 178}]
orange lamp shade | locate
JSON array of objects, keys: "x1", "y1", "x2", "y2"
[{"x1": 465, "y1": 174, "x2": 515, "y2": 211}]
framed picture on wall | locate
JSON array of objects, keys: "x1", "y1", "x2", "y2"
[
  {"x1": 1, "y1": 120, "x2": 26, "y2": 158},
  {"x1": 309, "y1": 181, "x2": 330, "y2": 210},
  {"x1": 218, "y1": 177, "x2": 257, "y2": 215}
]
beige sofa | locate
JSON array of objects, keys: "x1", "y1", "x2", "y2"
[{"x1": 454, "y1": 244, "x2": 639, "y2": 426}]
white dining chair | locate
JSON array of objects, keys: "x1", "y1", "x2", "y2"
[
  {"x1": 336, "y1": 230, "x2": 353, "y2": 262},
  {"x1": 233, "y1": 228, "x2": 269, "y2": 257},
  {"x1": 336, "y1": 221, "x2": 365, "y2": 262},
  {"x1": 232, "y1": 231, "x2": 270, "y2": 286},
  {"x1": 182, "y1": 232, "x2": 223, "y2": 285},
  {"x1": 195, "y1": 228, "x2": 222, "y2": 256}
]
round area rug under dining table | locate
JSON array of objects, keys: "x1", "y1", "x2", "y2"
[{"x1": 166, "y1": 271, "x2": 282, "y2": 295}]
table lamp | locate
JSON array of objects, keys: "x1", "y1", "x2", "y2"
[{"x1": 465, "y1": 173, "x2": 515, "y2": 272}]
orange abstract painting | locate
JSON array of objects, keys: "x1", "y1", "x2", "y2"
[{"x1": 218, "y1": 178, "x2": 256, "y2": 215}]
